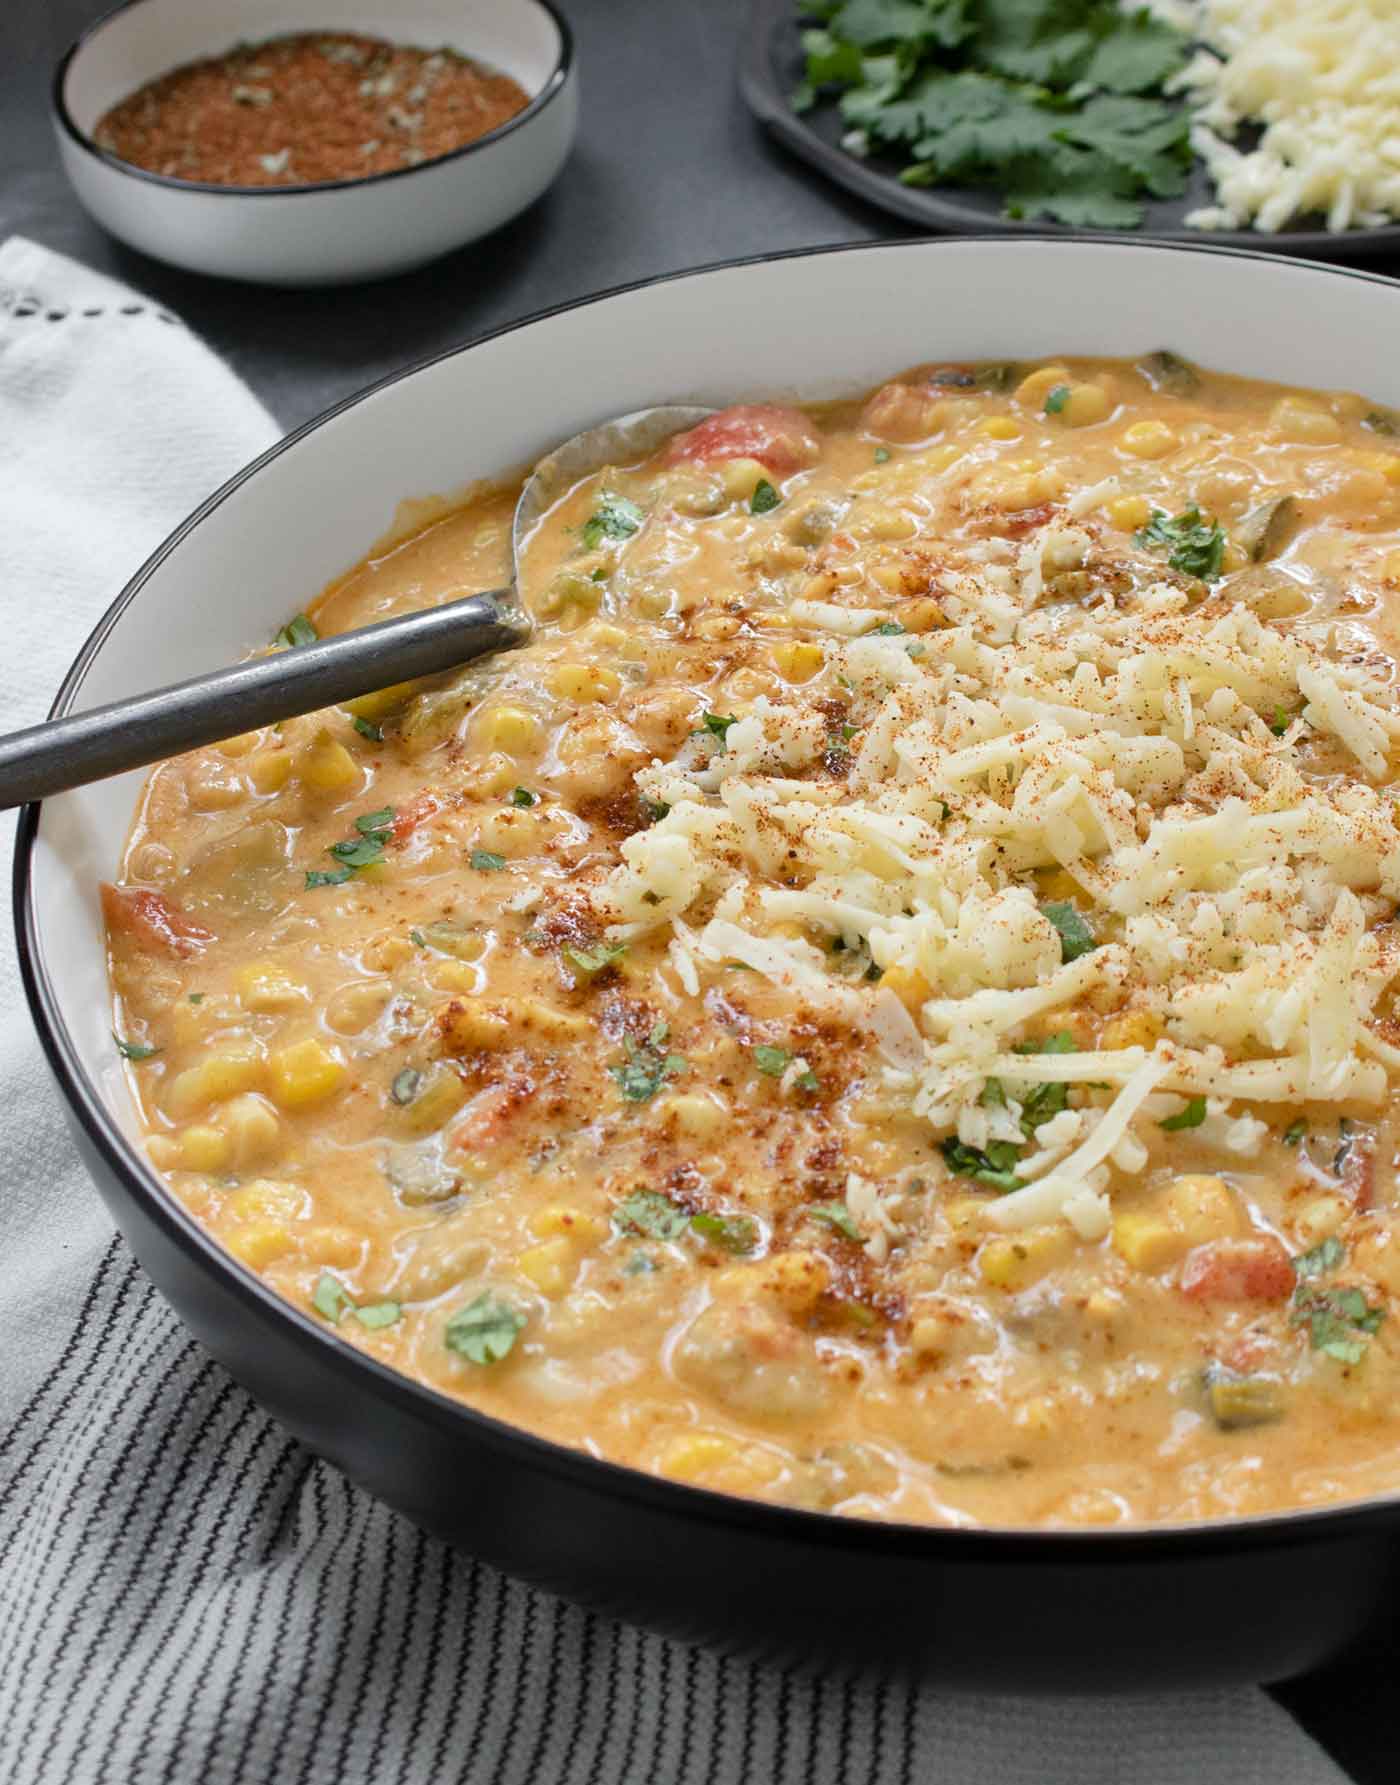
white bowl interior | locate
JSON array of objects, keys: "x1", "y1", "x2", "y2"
[
  {"x1": 62, "y1": 0, "x2": 563, "y2": 134},
  {"x1": 28, "y1": 239, "x2": 1400, "y2": 1149}
]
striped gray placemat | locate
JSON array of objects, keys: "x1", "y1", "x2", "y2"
[{"x1": 0, "y1": 1236, "x2": 1347, "y2": 1785}]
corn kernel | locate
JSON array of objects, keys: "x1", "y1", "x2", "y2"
[
  {"x1": 517, "y1": 1236, "x2": 578, "y2": 1298},
  {"x1": 1293, "y1": 1194, "x2": 1350, "y2": 1248},
  {"x1": 248, "y1": 749, "x2": 293, "y2": 794},
  {"x1": 397, "y1": 1065, "x2": 469, "y2": 1135},
  {"x1": 222, "y1": 1094, "x2": 282, "y2": 1167},
  {"x1": 659, "y1": 1432, "x2": 738, "y2": 1482},
  {"x1": 920, "y1": 444, "x2": 962, "y2": 474},
  {"x1": 478, "y1": 705, "x2": 541, "y2": 752},
  {"x1": 900, "y1": 596, "x2": 946, "y2": 633},
  {"x1": 979, "y1": 1226, "x2": 1073, "y2": 1291},
  {"x1": 880, "y1": 962, "x2": 930, "y2": 1013},
  {"x1": 851, "y1": 504, "x2": 916, "y2": 541},
  {"x1": 225, "y1": 1222, "x2": 293, "y2": 1269},
  {"x1": 1108, "y1": 494, "x2": 1152, "y2": 531},
  {"x1": 516, "y1": 998, "x2": 590, "y2": 1043},
  {"x1": 302, "y1": 1225, "x2": 362, "y2": 1269},
  {"x1": 146, "y1": 1135, "x2": 180, "y2": 1171},
  {"x1": 235, "y1": 960, "x2": 310, "y2": 1012},
  {"x1": 1037, "y1": 866, "x2": 1080, "y2": 903},
  {"x1": 1099, "y1": 1008, "x2": 1165, "y2": 1051},
  {"x1": 1111, "y1": 1210, "x2": 1187, "y2": 1273},
  {"x1": 431, "y1": 960, "x2": 482, "y2": 995},
  {"x1": 976, "y1": 415, "x2": 1021, "y2": 440},
  {"x1": 943, "y1": 1196, "x2": 990, "y2": 1232},
  {"x1": 1015, "y1": 365, "x2": 1070, "y2": 409},
  {"x1": 1271, "y1": 399, "x2": 1342, "y2": 445},
  {"x1": 1059, "y1": 384, "x2": 1112, "y2": 429},
  {"x1": 325, "y1": 979, "x2": 392, "y2": 1034},
  {"x1": 268, "y1": 1037, "x2": 346, "y2": 1109},
  {"x1": 299, "y1": 729, "x2": 360, "y2": 796},
  {"x1": 438, "y1": 999, "x2": 510, "y2": 1052},
  {"x1": 344, "y1": 681, "x2": 417, "y2": 723},
  {"x1": 227, "y1": 1177, "x2": 305, "y2": 1222},
  {"x1": 1120, "y1": 419, "x2": 1177, "y2": 460},
  {"x1": 530, "y1": 1205, "x2": 607, "y2": 1244},
  {"x1": 186, "y1": 772, "x2": 244, "y2": 812},
  {"x1": 1353, "y1": 451, "x2": 1400, "y2": 485},
  {"x1": 771, "y1": 639, "x2": 824, "y2": 683},
  {"x1": 653, "y1": 1091, "x2": 728, "y2": 1139},
  {"x1": 178, "y1": 1124, "x2": 231, "y2": 1173},
  {"x1": 752, "y1": 1250, "x2": 830, "y2": 1314},
  {"x1": 549, "y1": 663, "x2": 621, "y2": 704},
  {"x1": 1164, "y1": 1174, "x2": 1246, "y2": 1246},
  {"x1": 165, "y1": 1042, "x2": 264, "y2": 1118},
  {"x1": 1379, "y1": 550, "x2": 1400, "y2": 586},
  {"x1": 219, "y1": 731, "x2": 259, "y2": 758},
  {"x1": 721, "y1": 457, "x2": 768, "y2": 501}
]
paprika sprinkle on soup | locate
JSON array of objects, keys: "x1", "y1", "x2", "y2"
[{"x1": 92, "y1": 32, "x2": 532, "y2": 188}]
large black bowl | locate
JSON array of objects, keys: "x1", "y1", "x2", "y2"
[{"x1": 17, "y1": 237, "x2": 1400, "y2": 1689}]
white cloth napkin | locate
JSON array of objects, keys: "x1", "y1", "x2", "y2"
[{"x1": 0, "y1": 235, "x2": 1348, "y2": 1785}]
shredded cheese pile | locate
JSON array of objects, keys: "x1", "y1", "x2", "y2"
[
  {"x1": 588, "y1": 510, "x2": 1400, "y2": 1244},
  {"x1": 1166, "y1": 0, "x2": 1400, "y2": 234}
]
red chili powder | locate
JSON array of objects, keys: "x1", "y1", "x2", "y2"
[{"x1": 92, "y1": 31, "x2": 532, "y2": 187}]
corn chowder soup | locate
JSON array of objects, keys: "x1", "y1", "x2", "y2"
[{"x1": 106, "y1": 356, "x2": 1400, "y2": 1528}]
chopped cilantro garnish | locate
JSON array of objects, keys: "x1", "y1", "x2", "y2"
[
  {"x1": 1041, "y1": 900, "x2": 1096, "y2": 962},
  {"x1": 691, "y1": 1211, "x2": 759, "y2": 1254},
  {"x1": 563, "y1": 942, "x2": 627, "y2": 977},
  {"x1": 470, "y1": 850, "x2": 506, "y2": 871},
  {"x1": 188, "y1": 993, "x2": 204, "y2": 1005},
  {"x1": 753, "y1": 1043, "x2": 819, "y2": 1090},
  {"x1": 352, "y1": 715, "x2": 383, "y2": 741},
  {"x1": 353, "y1": 1301, "x2": 402, "y2": 1330},
  {"x1": 329, "y1": 834, "x2": 388, "y2": 869},
  {"x1": 356, "y1": 808, "x2": 394, "y2": 833},
  {"x1": 274, "y1": 614, "x2": 318, "y2": 649},
  {"x1": 702, "y1": 712, "x2": 738, "y2": 745},
  {"x1": 874, "y1": 445, "x2": 891, "y2": 463},
  {"x1": 1043, "y1": 384, "x2": 1070, "y2": 415},
  {"x1": 1013, "y1": 1031, "x2": 1077, "y2": 1056},
  {"x1": 613, "y1": 1188, "x2": 690, "y2": 1241},
  {"x1": 810, "y1": 1202, "x2": 862, "y2": 1242},
  {"x1": 873, "y1": 620, "x2": 906, "y2": 635},
  {"x1": 1283, "y1": 1119, "x2": 1307, "y2": 1147},
  {"x1": 641, "y1": 797, "x2": 671, "y2": 824},
  {"x1": 609, "y1": 1028, "x2": 686, "y2": 1102},
  {"x1": 1294, "y1": 1236, "x2": 1345, "y2": 1281},
  {"x1": 410, "y1": 928, "x2": 427, "y2": 947},
  {"x1": 444, "y1": 1292, "x2": 526, "y2": 1365},
  {"x1": 581, "y1": 491, "x2": 643, "y2": 550},
  {"x1": 750, "y1": 479, "x2": 782, "y2": 514},
  {"x1": 390, "y1": 1068, "x2": 422, "y2": 1106},
  {"x1": 113, "y1": 1033, "x2": 160, "y2": 1062},
  {"x1": 305, "y1": 867, "x2": 354, "y2": 889},
  {"x1": 1292, "y1": 1285, "x2": 1385, "y2": 1365},
  {"x1": 510, "y1": 786, "x2": 537, "y2": 807},
  {"x1": 309, "y1": 805, "x2": 395, "y2": 886},
  {"x1": 1136, "y1": 506, "x2": 1227, "y2": 581},
  {"x1": 312, "y1": 1271, "x2": 355, "y2": 1324},
  {"x1": 1160, "y1": 1096, "x2": 1207, "y2": 1132},
  {"x1": 940, "y1": 1136, "x2": 1026, "y2": 1193}
]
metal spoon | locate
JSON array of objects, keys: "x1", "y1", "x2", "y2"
[{"x1": 0, "y1": 403, "x2": 713, "y2": 809}]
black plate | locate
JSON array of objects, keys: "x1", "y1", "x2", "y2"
[{"x1": 740, "y1": 0, "x2": 1400, "y2": 262}]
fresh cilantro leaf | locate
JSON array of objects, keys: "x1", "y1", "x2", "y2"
[
  {"x1": 874, "y1": 620, "x2": 906, "y2": 635},
  {"x1": 641, "y1": 797, "x2": 671, "y2": 824},
  {"x1": 274, "y1": 614, "x2": 318, "y2": 649},
  {"x1": 312, "y1": 1271, "x2": 355, "y2": 1324},
  {"x1": 352, "y1": 1301, "x2": 402, "y2": 1330},
  {"x1": 113, "y1": 1033, "x2": 160, "y2": 1062},
  {"x1": 510, "y1": 786, "x2": 537, "y2": 807},
  {"x1": 1012, "y1": 1031, "x2": 1077, "y2": 1056},
  {"x1": 981, "y1": 1076, "x2": 1007, "y2": 1109},
  {"x1": 305, "y1": 866, "x2": 354, "y2": 889},
  {"x1": 1363, "y1": 408, "x2": 1400, "y2": 438},
  {"x1": 974, "y1": 0, "x2": 1095, "y2": 88},
  {"x1": 799, "y1": 26, "x2": 865, "y2": 92},
  {"x1": 691, "y1": 1211, "x2": 759, "y2": 1254},
  {"x1": 614, "y1": 1188, "x2": 690, "y2": 1241},
  {"x1": 1078, "y1": 11, "x2": 1187, "y2": 95},
  {"x1": 1136, "y1": 506, "x2": 1227, "y2": 581},
  {"x1": 754, "y1": 1044, "x2": 793, "y2": 1077},
  {"x1": 563, "y1": 942, "x2": 628, "y2": 977},
  {"x1": 811, "y1": 1201, "x2": 863, "y2": 1241},
  {"x1": 703, "y1": 712, "x2": 738, "y2": 744},
  {"x1": 444, "y1": 1292, "x2": 526, "y2": 1364},
  {"x1": 751, "y1": 480, "x2": 782, "y2": 514},
  {"x1": 874, "y1": 445, "x2": 892, "y2": 463},
  {"x1": 410, "y1": 928, "x2": 427, "y2": 947},
  {"x1": 1269, "y1": 706, "x2": 1294, "y2": 736},
  {"x1": 940, "y1": 1136, "x2": 1026, "y2": 1192},
  {"x1": 581, "y1": 492, "x2": 643, "y2": 550},
  {"x1": 188, "y1": 993, "x2": 204, "y2": 1004},
  {"x1": 329, "y1": 834, "x2": 388, "y2": 869},
  {"x1": 1041, "y1": 900, "x2": 1096, "y2": 962},
  {"x1": 827, "y1": 0, "x2": 974, "y2": 53},
  {"x1": 1003, "y1": 154, "x2": 1146, "y2": 229},
  {"x1": 1294, "y1": 1236, "x2": 1344, "y2": 1280},
  {"x1": 390, "y1": 1068, "x2": 422, "y2": 1106},
  {"x1": 356, "y1": 807, "x2": 394, "y2": 833},
  {"x1": 609, "y1": 1034, "x2": 686, "y2": 1102},
  {"x1": 1056, "y1": 94, "x2": 1189, "y2": 199},
  {"x1": 1283, "y1": 1119, "x2": 1307, "y2": 1147},
  {"x1": 1291, "y1": 1285, "x2": 1385, "y2": 1365},
  {"x1": 1044, "y1": 384, "x2": 1070, "y2": 414},
  {"x1": 470, "y1": 850, "x2": 506, "y2": 871},
  {"x1": 352, "y1": 716, "x2": 383, "y2": 741},
  {"x1": 1160, "y1": 1095, "x2": 1207, "y2": 1132}
]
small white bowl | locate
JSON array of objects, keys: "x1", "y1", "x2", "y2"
[{"x1": 52, "y1": 0, "x2": 577, "y2": 286}]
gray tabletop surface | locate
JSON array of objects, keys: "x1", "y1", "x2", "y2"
[{"x1": 2, "y1": 2, "x2": 1396, "y2": 1780}]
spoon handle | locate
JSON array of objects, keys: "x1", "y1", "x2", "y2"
[{"x1": 0, "y1": 591, "x2": 525, "y2": 809}]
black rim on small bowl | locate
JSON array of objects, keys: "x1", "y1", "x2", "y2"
[
  {"x1": 18, "y1": 234, "x2": 1400, "y2": 1570},
  {"x1": 51, "y1": 0, "x2": 574, "y2": 200}
]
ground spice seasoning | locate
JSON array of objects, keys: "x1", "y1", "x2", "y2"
[{"x1": 93, "y1": 32, "x2": 532, "y2": 187}]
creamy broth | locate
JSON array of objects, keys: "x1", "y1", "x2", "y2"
[{"x1": 105, "y1": 355, "x2": 1400, "y2": 1527}]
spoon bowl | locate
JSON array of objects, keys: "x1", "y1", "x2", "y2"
[{"x1": 0, "y1": 402, "x2": 713, "y2": 809}]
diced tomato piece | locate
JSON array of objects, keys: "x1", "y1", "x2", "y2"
[
  {"x1": 391, "y1": 793, "x2": 442, "y2": 844},
  {"x1": 101, "y1": 884, "x2": 213, "y2": 959},
  {"x1": 1180, "y1": 1237, "x2": 1294, "y2": 1304},
  {"x1": 663, "y1": 404, "x2": 821, "y2": 475},
  {"x1": 860, "y1": 381, "x2": 946, "y2": 445}
]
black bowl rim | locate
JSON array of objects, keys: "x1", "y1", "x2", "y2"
[
  {"x1": 18, "y1": 233, "x2": 1400, "y2": 1564},
  {"x1": 51, "y1": 0, "x2": 573, "y2": 200}
]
